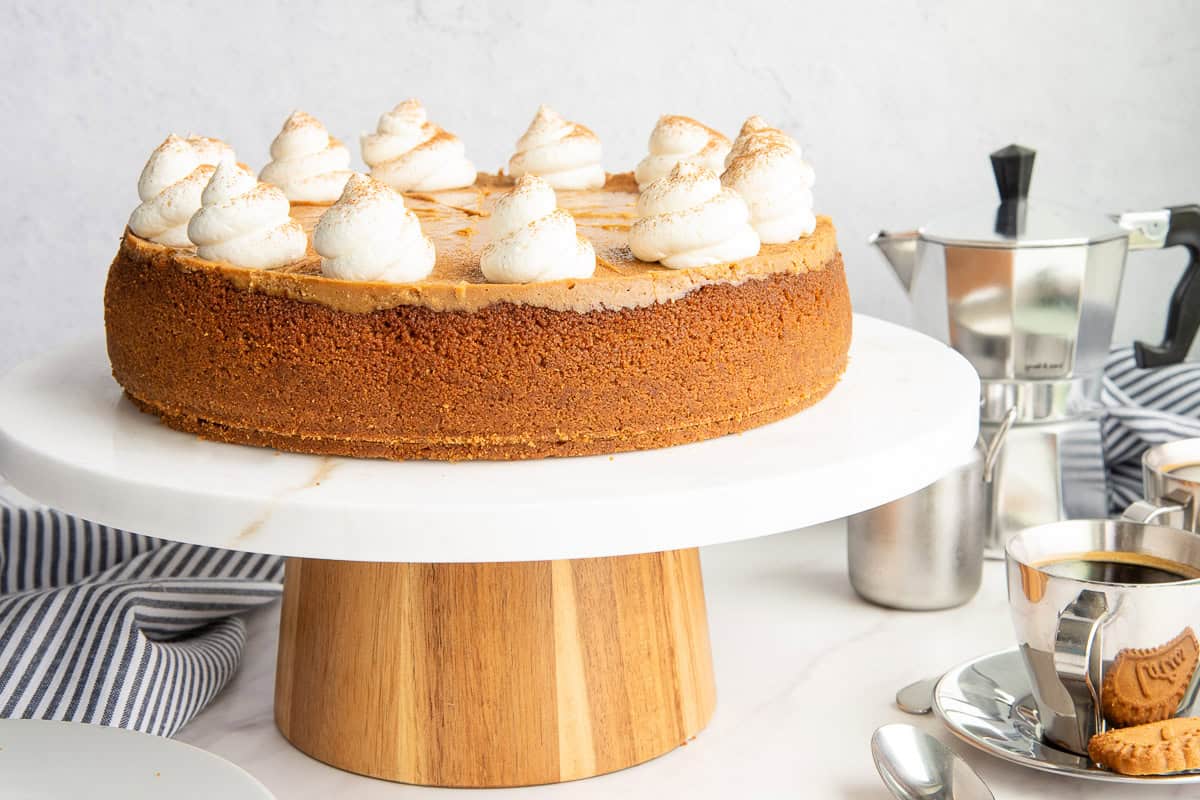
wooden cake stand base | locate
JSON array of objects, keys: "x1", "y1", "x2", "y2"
[{"x1": 273, "y1": 549, "x2": 716, "y2": 787}]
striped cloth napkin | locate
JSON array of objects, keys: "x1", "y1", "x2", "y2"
[
  {"x1": 0, "y1": 485, "x2": 282, "y2": 736},
  {"x1": 1103, "y1": 347, "x2": 1200, "y2": 511}
]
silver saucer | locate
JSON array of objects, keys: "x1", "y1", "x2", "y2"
[{"x1": 932, "y1": 648, "x2": 1200, "y2": 785}]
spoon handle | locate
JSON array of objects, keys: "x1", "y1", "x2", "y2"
[{"x1": 896, "y1": 675, "x2": 939, "y2": 715}]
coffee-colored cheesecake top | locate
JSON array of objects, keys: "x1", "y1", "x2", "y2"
[{"x1": 124, "y1": 172, "x2": 839, "y2": 314}]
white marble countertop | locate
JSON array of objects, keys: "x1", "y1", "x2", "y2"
[{"x1": 178, "y1": 521, "x2": 1186, "y2": 799}]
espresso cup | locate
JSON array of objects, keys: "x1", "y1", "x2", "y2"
[
  {"x1": 1123, "y1": 437, "x2": 1200, "y2": 531},
  {"x1": 1006, "y1": 519, "x2": 1200, "y2": 755}
]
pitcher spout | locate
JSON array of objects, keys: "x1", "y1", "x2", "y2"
[{"x1": 870, "y1": 230, "x2": 921, "y2": 293}]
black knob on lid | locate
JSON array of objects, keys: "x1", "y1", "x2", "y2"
[
  {"x1": 990, "y1": 144, "x2": 1035, "y2": 203},
  {"x1": 991, "y1": 144, "x2": 1035, "y2": 237}
]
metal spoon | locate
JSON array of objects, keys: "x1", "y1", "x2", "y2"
[
  {"x1": 871, "y1": 724, "x2": 995, "y2": 800},
  {"x1": 896, "y1": 675, "x2": 939, "y2": 714}
]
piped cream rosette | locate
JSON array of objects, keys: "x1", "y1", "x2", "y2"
[
  {"x1": 508, "y1": 105, "x2": 604, "y2": 191},
  {"x1": 259, "y1": 110, "x2": 354, "y2": 203},
  {"x1": 480, "y1": 175, "x2": 596, "y2": 283},
  {"x1": 634, "y1": 115, "x2": 730, "y2": 190},
  {"x1": 720, "y1": 116, "x2": 816, "y2": 243},
  {"x1": 629, "y1": 162, "x2": 760, "y2": 269},
  {"x1": 313, "y1": 173, "x2": 436, "y2": 282},
  {"x1": 361, "y1": 99, "x2": 477, "y2": 192},
  {"x1": 187, "y1": 160, "x2": 307, "y2": 269},
  {"x1": 128, "y1": 134, "x2": 235, "y2": 246}
]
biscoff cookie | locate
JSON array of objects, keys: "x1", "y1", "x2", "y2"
[
  {"x1": 1089, "y1": 717, "x2": 1200, "y2": 776},
  {"x1": 1102, "y1": 628, "x2": 1199, "y2": 727}
]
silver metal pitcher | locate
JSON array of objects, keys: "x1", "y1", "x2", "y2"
[
  {"x1": 847, "y1": 447, "x2": 987, "y2": 610},
  {"x1": 874, "y1": 144, "x2": 1200, "y2": 556}
]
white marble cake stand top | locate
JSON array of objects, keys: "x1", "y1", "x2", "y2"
[{"x1": 0, "y1": 315, "x2": 978, "y2": 562}]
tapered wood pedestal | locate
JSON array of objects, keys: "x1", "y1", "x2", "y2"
[{"x1": 273, "y1": 548, "x2": 716, "y2": 788}]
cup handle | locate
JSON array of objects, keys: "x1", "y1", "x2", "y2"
[
  {"x1": 1054, "y1": 589, "x2": 1109, "y2": 739},
  {"x1": 1121, "y1": 488, "x2": 1192, "y2": 527}
]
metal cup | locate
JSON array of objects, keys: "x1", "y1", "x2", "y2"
[
  {"x1": 847, "y1": 448, "x2": 985, "y2": 610},
  {"x1": 1123, "y1": 437, "x2": 1200, "y2": 531},
  {"x1": 1006, "y1": 519, "x2": 1200, "y2": 755}
]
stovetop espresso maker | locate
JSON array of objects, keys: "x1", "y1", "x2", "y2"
[{"x1": 873, "y1": 144, "x2": 1200, "y2": 557}]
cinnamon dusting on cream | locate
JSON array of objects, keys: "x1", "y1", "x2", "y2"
[
  {"x1": 636, "y1": 115, "x2": 730, "y2": 190},
  {"x1": 721, "y1": 116, "x2": 816, "y2": 243},
  {"x1": 130, "y1": 171, "x2": 838, "y2": 314},
  {"x1": 362, "y1": 99, "x2": 477, "y2": 192}
]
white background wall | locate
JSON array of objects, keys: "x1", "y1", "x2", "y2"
[{"x1": 2, "y1": 0, "x2": 1198, "y2": 374}]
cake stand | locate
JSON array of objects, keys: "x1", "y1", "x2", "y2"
[{"x1": 0, "y1": 314, "x2": 979, "y2": 788}]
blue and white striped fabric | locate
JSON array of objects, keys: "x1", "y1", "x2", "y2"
[
  {"x1": 1103, "y1": 347, "x2": 1200, "y2": 512},
  {"x1": 0, "y1": 490, "x2": 282, "y2": 736}
]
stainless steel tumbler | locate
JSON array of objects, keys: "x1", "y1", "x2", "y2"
[{"x1": 847, "y1": 448, "x2": 986, "y2": 610}]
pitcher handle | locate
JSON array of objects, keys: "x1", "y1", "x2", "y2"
[
  {"x1": 1119, "y1": 205, "x2": 1200, "y2": 367},
  {"x1": 1054, "y1": 589, "x2": 1110, "y2": 741},
  {"x1": 979, "y1": 405, "x2": 1018, "y2": 483}
]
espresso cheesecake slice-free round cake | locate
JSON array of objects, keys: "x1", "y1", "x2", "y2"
[{"x1": 105, "y1": 108, "x2": 851, "y2": 461}]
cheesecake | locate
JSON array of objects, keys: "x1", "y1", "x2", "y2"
[{"x1": 104, "y1": 114, "x2": 851, "y2": 461}]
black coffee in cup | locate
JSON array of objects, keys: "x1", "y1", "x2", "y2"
[{"x1": 1034, "y1": 550, "x2": 1200, "y2": 584}]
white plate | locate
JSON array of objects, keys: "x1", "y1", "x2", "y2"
[
  {"x1": 0, "y1": 719, "x2": 273, "y2": 799},
  {"x1": 0, "y1": 315, "x2": 978, "y2": 562}
]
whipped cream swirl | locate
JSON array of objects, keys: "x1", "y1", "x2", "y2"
[
  {"x1": 259, "y1": 111, "x2": 354, "y2": 203},
  {"x1": 313, "y1": 174, "x2": 436, "y2": 282},
  {"x1": 634, "y1": 115, "x2": 730, "y2": 190},
  {"x1": 128, "y1": 134, "x2": 235, "y2": 246},
  {"x1": 508, "y1": 105, "x2": 604, "y2": 190},
  {"x1": 361, "y1": 99, "x2": 477, "y2": 192},
  {"x1": 480, "y1": 175, "x2": 596, "y2": 283},
  {"x1": 721, "y1": 116, "x2": 816, "y2": 243},
  {"x1": 629, "y1": 162, "x2": 760, "y2": 269},
  {"x1": 187, "y1": 160, "x2": 307, "y2": 268}
]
